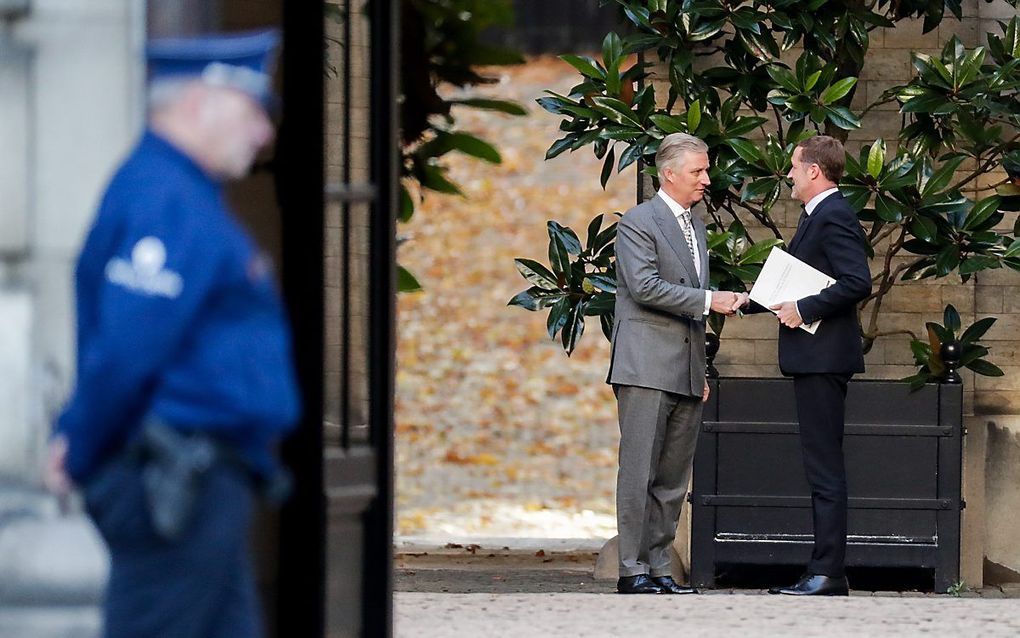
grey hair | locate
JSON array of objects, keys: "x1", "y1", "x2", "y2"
[
  {"x1": 655, "y1": 132, "x2": 709, "y2": 172},
  {"x1": 147, "y1": 77, "x2": 198, "y2": 112}
]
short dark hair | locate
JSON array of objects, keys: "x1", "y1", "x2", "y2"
[{"x1": 797, "y1": 135, "x2": 845, "y2": 183}]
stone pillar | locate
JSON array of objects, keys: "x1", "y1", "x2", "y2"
[
  {"x1": 0, "y1": 0, "x2": 146, "y2": 482},
  {"x1": 0, "y1": 1, "x2": 144, "y2": 634}
]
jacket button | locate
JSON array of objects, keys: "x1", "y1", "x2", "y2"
[
  {"x1": 684, "y1": 337, "x2": 690, "y2": 343},
  {"x1": 680, "y1": 278, "x2": 686, "y2": 283}
]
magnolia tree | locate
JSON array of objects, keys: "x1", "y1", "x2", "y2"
[{"x1": 511, "y1": 0, "x2": 1020, "y2": 387}]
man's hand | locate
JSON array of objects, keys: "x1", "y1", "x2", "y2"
[
  {"x1": 731, "y1": 292, "x2": 749, "y2": 314},
  {"x1": 770, "y1": 301, "x2": 803, "y2": 328},
  {"x1": 44, "y1": 434, "x2": 72, "y2": 497},
  {"x1": 702, "y1": 382, "x2": 711, "y2": 403},
  {"x1": 710, "y1": 291, "x2": 739, "y2": 315}
]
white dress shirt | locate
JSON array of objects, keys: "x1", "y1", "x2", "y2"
[
  {"x1": 805, "y1": 187, "x2": 840, "y2": 216},
  {"x1": 657, "y1": 189, "x2": 712, "y2": 316}
]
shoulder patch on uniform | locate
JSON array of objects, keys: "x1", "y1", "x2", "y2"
[{"x1": 105, "y1": 236, "x2": 184, "y2": 298}]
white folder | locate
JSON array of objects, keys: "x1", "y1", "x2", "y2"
[{"x1": 749, "y1": 248, "x2": 835, "y2": 335}]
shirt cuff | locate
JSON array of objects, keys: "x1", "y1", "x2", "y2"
[
  {"x1": 794, "y1": 301, "x2": 804, "y2": 322},
  {"x1": 704, "y1": 290, "x2": 712, "y2": 316}
]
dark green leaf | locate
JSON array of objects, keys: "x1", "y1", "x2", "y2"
[
  {"x1": 560, "y1": 54, "x2": 605, "y2": 80},
  {"x1": 965, "y1": 196, "x2": 1002, "y2": 231},
  {"x1": 397, "y1": 264, "x2": 422, "y2": 293},
  {"x1": 507, "y1": 287, "x2": 566, "y2": 311},
  {"x1": 399, "y1": 184, "x2": 414, "y2": 223},
  {"x1": 960, "y1": 317, "x2": 996, "y2": 344},
  {"x1": 728, "y1": 139, "x2": 765, "y2": 164},
  {"x1": 547, "y1": 297, "x2": 570, "y2": 339},
  {"x1": 561, "y1": 301, "x2": 586, "y2": 354},
  {"x1": 649, "y1": 113, "x2": 685, "y2": 134},
  {"x1": 601, "y1": 147, "x2": 616, "y2": 189},
  {"x1": 515, "y1": 258, "x2": 559, "y2": 290},
  {"x1": 548, "y1": 220, "x2": 583, "y2": 255},
  {"x1": 944, "y1": 304, "x2": 962, "y2": 333},
  {"x1": 823, "y1": 106, "x2": 861, "y2": 130},
  {"x1": 819, "y1": 77, "x2": 858, "y2": 105},
  {"x1": 448, "y1": 98, "x2": 527, "y2": 116},
  {"x1": 441, "y1": 132, "x2": 501, "y2": 163},
  {"x1": 587, "y1": 274, "x2": 617, "y2": 293},
  {"x1": 420, "y1": 164, "x2": 462, "y2": 195},
  {"x1": 966, "y1": 359, "x2": 1005, "y2": 377},
  {"x1": 546, "y1": 134, "x2": 578, "y2": 160}
]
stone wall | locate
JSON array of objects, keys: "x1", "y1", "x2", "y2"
[{"x1": 0, "y1": 0, "x2": 144, "y2": 480}]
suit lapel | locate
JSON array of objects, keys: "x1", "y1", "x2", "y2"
[
  {"x1": 651, "y1": 195, "x2": 699, "y2": 282},
  {"x1": 788, "y1": 191, "x2": 841, "y2": 254},
  {"x1": 694, "y1": 214, "x2": 710, "y2": 289}
]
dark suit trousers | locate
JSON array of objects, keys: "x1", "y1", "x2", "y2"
[{"x1": 793, "y1": 373, "x2": 852, "y2": 578}]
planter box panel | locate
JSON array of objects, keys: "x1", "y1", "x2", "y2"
[
  {"x1": 845, "y1": 436, "x2": 939, "y2": 498},
  {"x1": 716, "y1": 507, "x2": 812, "y2": 536},
  {"x1": 846, "y1": 383, "x2": 940, "y2": 425},
  {"x1": 692, "y1": 378, "x2": 962, "y2": 591},
  {"x1": 717, "y1": 433, "x2": 808, "y2": 495},
  {"x1": 717, "y1": 379, "x2": 797, "y2": 422}
]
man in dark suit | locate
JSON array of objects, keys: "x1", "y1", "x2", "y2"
[
  {"x1": 609, "y1": 133, "x2": 741, "y2": 594},
  {"x1": 737, "y1": 135, "x2": 872, "y2": 596}
]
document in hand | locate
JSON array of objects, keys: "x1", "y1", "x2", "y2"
[{"x1": 749, "y1": 247, "x2": 835, "y2": 334}]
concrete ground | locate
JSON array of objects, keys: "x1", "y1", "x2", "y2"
[
  {"x1": 395, "y1": 591, "x2": 1020, "y2": 637},
  {"x1": 395, "y1": 541, "x2": 1020, "y2": 637}
]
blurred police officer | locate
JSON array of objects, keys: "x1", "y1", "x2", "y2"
[{"x1": 44, "y1": 30, "x2": 299, "y2": 638}]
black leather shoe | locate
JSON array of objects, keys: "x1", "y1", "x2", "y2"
[
  {"x1": 650, "y1": 575, "x2": 698, "y2": 594},
  {"x1": 617, "y1": 574, "x2": 666, "y2": 594},
  {"x1": 768, "y1": 574, "x2": 849, "y2": 596}
]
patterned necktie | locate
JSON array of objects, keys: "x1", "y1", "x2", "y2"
[{"x1": 678, "y1": 209, "x2": 699, "y2": 278}]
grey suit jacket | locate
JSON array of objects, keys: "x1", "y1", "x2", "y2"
[{"x1": 607, "y1": 194, "x2": 709, "y2": 397}]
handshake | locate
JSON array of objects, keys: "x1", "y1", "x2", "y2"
[{"x1": 710, "y1": 291, "x2": 749, "y2": 316}]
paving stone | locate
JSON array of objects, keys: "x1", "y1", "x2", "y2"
[{"x1": 396, "y1": 592, "x2": 1020, "y2": 637}]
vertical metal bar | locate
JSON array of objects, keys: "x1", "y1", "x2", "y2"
[
  {"x1": 276, "y1": 1, "x2": 325, "y2": 635},
  {"x1": 364, "y1": 0, "x2": 398, "y2": 633},
  {"x1": 340, "y1": 0, "x2": 353, "y2": 450}
]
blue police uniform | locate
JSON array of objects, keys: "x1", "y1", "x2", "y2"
[{"x1": 55, "y1": 30, "x2": 297, "y2": 638}]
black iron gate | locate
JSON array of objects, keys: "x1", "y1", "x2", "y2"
[{"x1": 277, "y1": 1, "x2": 398, "y2": 636}]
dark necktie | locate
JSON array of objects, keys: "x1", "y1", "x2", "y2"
[{"x1": 790, "y1": 205, "x2": 808, "y2": 249}]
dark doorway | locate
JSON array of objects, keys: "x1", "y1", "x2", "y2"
[{"x1": 276, "y1": 2, "x2": 399, "y2": 637}]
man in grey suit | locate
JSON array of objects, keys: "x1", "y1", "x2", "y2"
[{"x1": 608, "y1": 133, "x2": 741, "y2": 594}]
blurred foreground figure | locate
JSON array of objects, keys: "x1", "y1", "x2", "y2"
[{"x1": 45, "y1": 30, "x2": 300, "y2": 638}]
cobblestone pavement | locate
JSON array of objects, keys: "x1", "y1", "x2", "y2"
[
  {"x1": 395, "y1": 560, "x2": 1020, "y2": 638},
  {"x1": 395, "y1": 590, "x2": 1020, "y2": 637}
]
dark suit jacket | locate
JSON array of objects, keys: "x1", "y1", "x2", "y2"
[{"x1": 752, "y1": 191, "x2": 872, "y2": 375}]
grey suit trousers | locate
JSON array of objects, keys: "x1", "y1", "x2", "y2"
[{"x1": 615, "y1": 385, "x2": 702, "y2": 577}]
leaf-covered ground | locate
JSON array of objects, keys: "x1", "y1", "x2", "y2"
[{"x1": 396, "y1": 57, "x2": 636, "y2": 539}]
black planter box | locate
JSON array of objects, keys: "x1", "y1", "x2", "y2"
[{"x1": 690, "y1": 377, "x2": 963, "y2": 592}]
